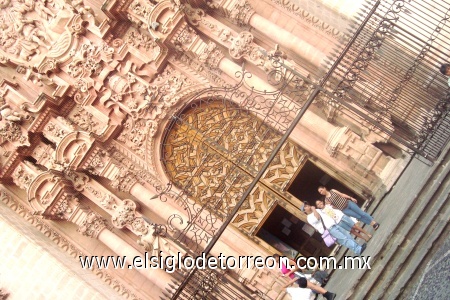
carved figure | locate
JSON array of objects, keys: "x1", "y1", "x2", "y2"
[
  {"x1": 0, "y1": 104, "x2": 24, "y2": 122},
  {"x1": 36, "y1": 0, "x2": 56, "y2": 20},
  {"x1": 63, "y1": 0, "x2": 96, "y2": 22},
  {"x1": 13, "y1": 14, "x2": 51, "y2": 48}
]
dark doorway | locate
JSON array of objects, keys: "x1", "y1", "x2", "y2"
[
  {"x1": 256, "y1": 205, "x2": 331, "y2": 259},
  {"x1": 287, "y1": 160, "x2": 357, "y2": 204}
]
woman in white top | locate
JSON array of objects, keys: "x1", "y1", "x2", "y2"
[{"x1": 316, "y1": 200, "x2": 372, "y2": 242}]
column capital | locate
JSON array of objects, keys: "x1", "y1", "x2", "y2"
[
  {"x1": 226, "y1": 0, "x2": 255, "y2": 26},
  {"x1": 77, "y1": 210, "x2": 108, "y2": 239},
  {"x1": 110, "y1": 168, "x2": 138, "y2": 193}
]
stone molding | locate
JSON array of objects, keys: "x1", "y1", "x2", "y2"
[{"x1": 0, "y1": 189, "x2": 144, "y2": 300}]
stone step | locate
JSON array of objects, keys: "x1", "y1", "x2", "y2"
[
  {"x1": 397, "y1": 224, "x2": 450, "y2": 299},
  {"x1": 348, "y1": 150, "x2": 450, "y2": 299},
  {"x1": 368, "y1": 183, "x2": 450, "y2": 299},
  {"x1": 387, "y1": 205, "x2": 449, "y2": 299}
]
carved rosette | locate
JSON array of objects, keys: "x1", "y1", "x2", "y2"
[
  {"x1": 100, "y1": 194, "x2": 116, "y2": 210},
  {"x1": 227, "y1": 0, "x2": 255, "y2": 26},
  {"x1": 111, "y1": 199, "x2": 147, "y2": 235},
  {"x1": 77, "y1": 211, "x2": 107, "y2": 239},
  {"x1": 110, "y1": 168, "x2": 138, "y2": 193},
  {"x1": 229, "y1": 31, "x2": 259, "y2": 60}
]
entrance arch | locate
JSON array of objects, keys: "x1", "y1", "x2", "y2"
[{"x1": 161, "y1": 99, "x2": 331, "y2": 258}]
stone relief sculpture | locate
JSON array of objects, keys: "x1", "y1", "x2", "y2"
[
  {"x1": 0, "y1": 104, "x2": 24, "y2": 122},
  {"x1": 0, "y1": 103, "x2": 30, "y2": 147}
]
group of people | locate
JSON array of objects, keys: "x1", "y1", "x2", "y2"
[
  {"x1": 303, "y1": 186, "x2": 379, "y2": 255},
  {"x1": 273, "y1": 254, "x2": 335, "y2": 300},
  {"x1": 276, "y1": 186, "x2": 380, "y2": 298}
]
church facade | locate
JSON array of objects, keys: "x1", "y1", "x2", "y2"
[{"x1": 0, "y1": 0, "x2": 448, "y2": 299}]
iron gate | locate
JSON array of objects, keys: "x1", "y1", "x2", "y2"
[{"x1": 159, "y1": 0, "x2": 450, "y2": 298}]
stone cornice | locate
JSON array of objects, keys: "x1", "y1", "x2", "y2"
[{"x1": 269, "y1": 0, "x2": 346, "y2": 39}]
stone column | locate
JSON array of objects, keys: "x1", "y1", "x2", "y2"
[
  {"x1": 17, "y1": 164, "x2": 173, "y2": 292},
  {"x1": 248, "y1": 14, "x2": 326, "y2": 67},
  {"x1": 72, "y1": 208, "x2": 172, "y2": 290},
  {"x1": 224, "y1": 0, "x2": 326, "y2": 67},
  {"x1": 217, "y1": 56, "x2": 336, "y2": 141}
]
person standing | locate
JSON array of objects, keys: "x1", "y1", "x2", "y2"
[
  {"x1": 439, "y1": 63, "x2": 450, "y2": 87},
  {"x1": 318, "y1": 186, "x2": 380, "y2": 230},
  {"x1": 301, "y1": 201, "x2": 366, "y2": 255},
  {"x1": 316, "y1": 199, "x2": 372, "y2": 242}
]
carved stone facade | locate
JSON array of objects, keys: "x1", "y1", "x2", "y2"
[{"x1": 0, "y1": 0, "x2": 415, "y2": 299}]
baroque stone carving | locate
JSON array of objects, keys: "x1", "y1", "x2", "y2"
[
  {"x1": 84, "y1": 148, "x2": 108, "y2": 175},
  {"x1": 197, "y1": 41, "x2": 224, "y2": 68},
  {"x1": 0, "y1": 0, "x2": 59, "y2": 63},
  {"x1": 48, "y1": 194, "x2": 80, "y2": 220},
  {"x1": 67, "y1": 106, "x2": 101, "y2": 134},
  {"x1": 100, "y1": 194, "x2": 116, "y2": 210},
  {"x1": 68, "y1": 42, "x2": 102, "y2": 78},
  {"x1": 226, "y1": 0, "x2": 255, "y2": 26},
  {"x1": 108, "y1": 146, "x2": 163, "y2": 188},
  {"x1": 125, "y1": 29, "x2": 157, "y2": 51},
  {"x1": 110, "y1": 168, "x2": 138, "y2": 193},
  {"x1": 229, "y1": 31, "x2": 262, "y2": 63},
  {"x1": 110, "y1": 199, "x2": 150, "y2": 235},
  {"x1": 116, "y1": 118, "x2": 152, "y2": 158},
  {"x1": 66, "y1": 170, "x2": 89, "y2": 191},
  {"x1": 0, "y1": 121, "x2": 28, "y2": 146},
  {"x1": 12, "y1": 163, "x2": 37, "y2": 190},
  {"x1": 77, "y1": 211, "x2": 107, "y2": 238}
]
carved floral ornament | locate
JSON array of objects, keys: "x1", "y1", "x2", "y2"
[
  {"x1": 77, "y1": 211, "x2": 107, "y2": 238},
  {"x1": 0, "y1": 103, "x2": 30, "y2": 147},
  {"x1": 227, "y1": 0, "x2": 255, "y2": 26},
  {"x1": 197, "y1": 41, "x2": 224, "y2": 68},
  {"x1": 125, "y1": 29, "x2": 157, "y2": 51},
  {"x1": 110, "y1": 199, "x2": 149, "y2": 234},
  {"x1": 228, "y1": 31, "x2": 262, "y2": 62},
  {"x1": 12, "y1": 164, "x2": 37, "y2": 190},
  {"x1": 110, "y1": 168, "x2": 138, "y2": 193},
  {"x1": 46, "y1": 194, "x2": 80, "y2": 220}
]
